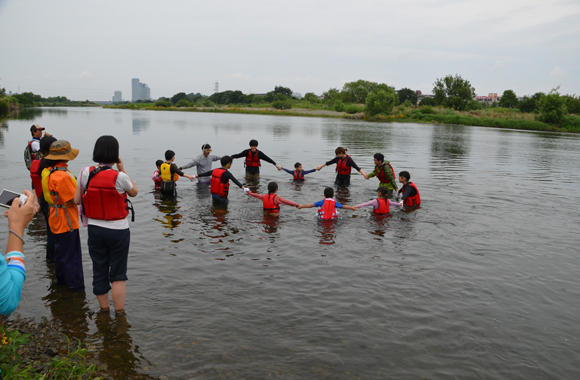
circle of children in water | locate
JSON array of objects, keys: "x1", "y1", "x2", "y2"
[{"x1": 0, "y1": 125, "x2": 420, "y2": 317}]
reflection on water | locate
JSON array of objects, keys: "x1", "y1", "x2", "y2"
[
  {"x1": 153, "y1": 193, "x2": 183, "y2": 241},
  {"x1": 430, "y1": 124, "x2": 472, "y2": 171},
  {"x1": 316, "y1": 219, "x2": 337, "y2": 245},
  {"x1": 43, "y1": 283, "x2": 90, "y2": 343},
  {"x1": 132, "y1": 115, "x2": 151, "y2": 134}
]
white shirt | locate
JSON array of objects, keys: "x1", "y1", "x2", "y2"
[
  {"x1": 78, "y1": 166, "x2": 134, "y2": 230},
  {"x1": 30, "y1": 138, "x2": 41, "y2": 153}
]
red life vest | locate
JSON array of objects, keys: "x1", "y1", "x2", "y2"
[
  {"x1": 336, "y1": 155, "x2": 352, "y2": 175},
  {"x1": 210, "y1": 168, "x2": 230, "y2": 197},
  {"x1": 374, "y1": 198, "x2": 390, "y2": 215},
  {"x1": 293, "y1": 170, "x2": 304, "y2": 180},
  {"x1": 82, "y1": 166, "x2": 129, "y2": 221},
  {"x1": 317, "y1": 199, "x2": 339, "y2": 220},
  {"x1": 262, "y1": 194, "x2": 280, "y2": 213},
  {"x1": 30, "y1": 160, "x2": 43, "y2": 198},
  {"x1": 376, "y1": 163, "x2": 395, "y2": 183},
  {"x1": 403, "y1": 182, "x2": 421, "y2": 207},
  {"x1": 245, "y1": 150, "x2": 260, "y2": 167}
]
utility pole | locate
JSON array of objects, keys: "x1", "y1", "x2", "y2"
[{"x1": 214, "y1": 81, "x2": 219, "y2": 93}]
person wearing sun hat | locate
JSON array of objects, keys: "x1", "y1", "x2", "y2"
[{"x1": 40, "y1": 140, "x2": 85, "y2": 291}]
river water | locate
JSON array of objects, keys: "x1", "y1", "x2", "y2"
[{"x1": 1, "y1": 107, "x2": 579, "y2": 379}]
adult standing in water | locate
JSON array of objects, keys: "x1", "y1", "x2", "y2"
[
  {"x1": 31, "y1": 135, "x2": 57, "y2": 263},
  {"x1": 366, "y1": 153, "x2": 398, "y2": 197},
  {"x1": 74, "y1": 135, "x2": 138, "y2": 316},
  {"x1": 316, "y1": 147, "x2": 369, "y2": 185},
  {"x1": 231, "y1": 139, "x2": 281, "y2": 179},
  {"x1": 194, "y1": 156, "x2": 248, "y2": 207},
  {"x1": 179, "y1": 143, "x2": 221, "y2": 185},
  {"x1": 40, "y1": 140, "x2": 84, "y2": 291}
]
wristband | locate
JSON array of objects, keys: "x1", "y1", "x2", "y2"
[{"x1": 9, "y1": 229, "x2": 25, "y2": 244}]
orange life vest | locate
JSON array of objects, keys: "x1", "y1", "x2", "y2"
[
  {"x1": 262, "y1": 194, "x2": 280, "y2": 213},
  {"x1": 210, "y1": 168, "x2": 229, "y2": 197},
  {"x1": 245, "y1": 150, "x2": 260, "y2": 167},
  {"x1": 374, "y1": 198, "x2": 390, "y2": 215},
  {"x1": 82, "y1": 166, "x2": 130, "y2": 221},
  {"x1": 336, "y1": 155, "x2": 352, "y2": 175},
  {"x1": 293, "y1": 170, "x2": 304, "y2": 180},
  {"x1": 403, "y1": 182, "x2": 421, "y2": 207},
  {"x1": 317, "y1": 199, "x2": 339, "y2": 220}
]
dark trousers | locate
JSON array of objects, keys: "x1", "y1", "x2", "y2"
[
  {"x1": 335, "y1": 174, "x2": 351, "y2": 186},
  {"x1": 87, "y1": 226, "x2": 130, "y2": 296},
  {"x1": 245, "y1": 166, "x2": 260, "y2": 179},
  {"x1": 160, "y1": 181, "x2": 176, "y2": 197},
  {"x1": 212, "y1": 194, "x2": 229, "y2": 208},
  {"x1": 41, "y1": 198, "x2": 56, "y2": 264},
  {"x1": 54, "y1": 229, "x2": 85, "y2": 291}
]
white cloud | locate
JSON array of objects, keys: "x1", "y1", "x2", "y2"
[
  {"x1": 490, "y1": 61, "x2": 504, "y2": 71},
  {"x1": 549, "y1": 65, "x2": 567, "y2": 79}
]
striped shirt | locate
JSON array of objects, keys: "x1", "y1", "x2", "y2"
[{"x1": 0, "y1": 251, "x2": 26, "y2": 315}]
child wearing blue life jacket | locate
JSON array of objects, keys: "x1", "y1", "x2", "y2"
[
  {"x1": 354, "y1": 187, "x2": 402, "y2": 214},
  {"x1": 280, "y1": 162, "x2": 316, "y2": 181},
  {"x1": 298, "y1": 187, "x2": 355, "y2": 219}
]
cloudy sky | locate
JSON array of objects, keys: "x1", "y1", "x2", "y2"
[{"x1": 1, "y1": 0, "x2": 579, "y2": 100}]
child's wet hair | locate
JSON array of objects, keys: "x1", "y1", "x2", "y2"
[
  {"x1": 324, "y1": 187, "x2": 334, "y2": 198},
  {"x1": 268, "y1": 182, "x2": 278, "y2": 196},
  {"x1": 399, "y1": 171, "x2": 410, "y2": 181},
  {"x1": 377, "y1": 187, "x2": 389, "y2": 197},
  {"x1": 294, "y1": 162, "x2": 301, "y2": 169},
  {"x1": 156, "y1": 159, "x2": 163, "y2": 168}
]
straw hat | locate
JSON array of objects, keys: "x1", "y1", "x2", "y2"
[{"x1": 44, "y1": 140, "x2": 79, "y2": 161}]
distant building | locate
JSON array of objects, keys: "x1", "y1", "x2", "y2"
[
  {"x1": 112, "y1": 91, "x2": 122, "y2": 103},
  {"x1": 416, "y1": 90, "x2": 422, "y2": 96},
  {"x1": 131, "y1": 78, "x2": 151, "y2": 101}
]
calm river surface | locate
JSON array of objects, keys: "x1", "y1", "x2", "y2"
[{"x1": 1, "y1": 107, "x2": 579, "y2": 379}]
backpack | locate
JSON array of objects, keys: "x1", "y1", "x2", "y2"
[{"x1": 24, "y1": 141, "x2": 35, "y2": 170}]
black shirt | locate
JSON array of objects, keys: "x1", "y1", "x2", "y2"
[
  {"x1": 325, "y1": 156, "x2": 361, "y2": 172},
  {"x1": 231, "y1": 149, "x2": 276, "y2": 166},
  {"x1": 198, "y1": 168, "x2": 244, "y2": 188}
]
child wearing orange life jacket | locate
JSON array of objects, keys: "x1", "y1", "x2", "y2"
[
  {"x1": 246, "y1": 182, "x2": 301, "y2": 216},
  {"x1": 316, "y1": 147, "x2": 369, "y2": 186},
  {"x1": 298, "y1": 187, "x2": 355, "y2": 219},
  {"x1": 152, "y1": 159, "x2": 163, "y2": 189},
  {"x1": 281, "y1": 162, "x2": 316, "y2": 181},
  {"x1": 354, "y1": 187, "x2": 402, "y2": 215},
  {"x1": 397, "y1": 171, "x2": 421, "y2": 207}
]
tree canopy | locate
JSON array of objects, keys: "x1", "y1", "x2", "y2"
[
  {"x1": 518, "y1": 92, "x2": 544, "y2": 113},
  {"x1": 365, "y1": 88, "x2": 398, "y2": 116},
  {"x1": 498, "y1": 90, "x2": 519, "y2": 108},
  {"x1": 537, "y1": 89, "x2": 567, "y2": 125},
  {"x1": 432, "y1": 74, "x2": 476, "y2": 110},
  {"x1": 342, "y1": 80, "x2": 392, "y2": 104},
  {"x1": 397, "y1": 88, "x2": 418, "y2": 105}
]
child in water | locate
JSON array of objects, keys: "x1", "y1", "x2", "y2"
[
  {"x1": 353, "y1": 187, "x2": 402, "y2": 214},
  {"x1": 152, "y1": 159, "x2": 163, "y2": 189},
  {"x1": 298, "y1": 187, "x2": 355, "y2": 219},
  {"x1": 280, "y1": 162, "x2": 316, "y2": 181},
  {"x1": 246, "y1": 182, "x2": 301, "y2": 216}
]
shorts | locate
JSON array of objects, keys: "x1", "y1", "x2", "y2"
[{"x1": 87, "y1": 225, "x2": 130, "y2": 296}]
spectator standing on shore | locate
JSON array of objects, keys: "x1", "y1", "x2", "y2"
[
  {"x1": 179, "y1": 144, "x2": 222, "y2": 185},
  {"x1": 0, "y1": 190, "x2": 38, "y2": 315},
  {"x1": 75, "y1": 135, "x2": 138, "y2": 316}
]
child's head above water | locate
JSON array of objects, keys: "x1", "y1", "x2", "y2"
[
  {"x1": 156, "y1": 159, "x2": 163, "y2": 169},
  {"x1": 165, "y1": 150, "x2": 175, "y2": 161},
  {"x1": 267, "y1": 182, "x2": 278, "y2": 195},
  {"x1": 294, "y1": 162, "x2": 302, "y2": 171},
  {"x1": 324, "y1": 187, "x2": 334, "y2": 198},
  {"x1": 377, "y1": 187, "x2": 389, "y2": 198}
]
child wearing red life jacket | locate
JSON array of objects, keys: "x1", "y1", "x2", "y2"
[
  {"x1": 397, "y1": 170, "x2": 421, "y2": 207},
  {"x1": 315, "y1": 147, "x2": 369, "y2": 186},
  {"x1": 354, "y1": 187, "x2": 402, "y2": 215},
  {"x1": 152, "y1": 159, "x2": 163, "y2": 189},
  {"x1": 246, "y1": 182, "x2": 301, "y2": 216},
  {"x1": 298, "y1": 187, "x2": 355, "y2": 219},
  {"x1": 280, "y1": 162, "x2": 316, "y2": 181}
]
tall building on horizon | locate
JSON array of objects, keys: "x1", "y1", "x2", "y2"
[
  {"x1": 132, "y1": 78, "x2": 151, "y2": 101},
  {"x1": 112, "y1": 90, "x2": 122, "y2": 102}
]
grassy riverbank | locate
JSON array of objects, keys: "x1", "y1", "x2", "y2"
[{"x1": 103, "y1": 103, "x2": 580, "y2": 133}]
